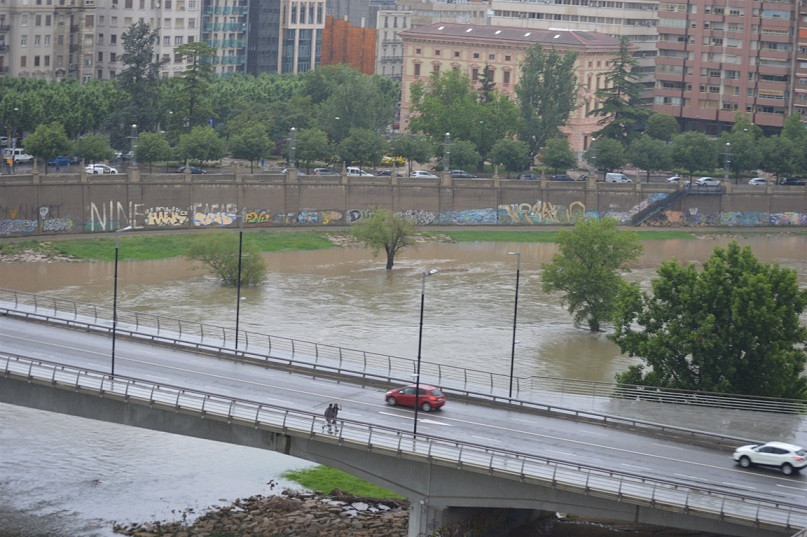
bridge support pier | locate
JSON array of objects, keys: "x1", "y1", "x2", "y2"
[{"x1": 407, "y1": 496, "x2": 549, "y2": 537}]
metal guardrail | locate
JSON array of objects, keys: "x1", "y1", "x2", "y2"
[
  {"x1": 2, "y1": 288, "x2": 806, "y2": 415},
  {"x1": 2, "y1": 352, "x2": 806, "y2": 534}
]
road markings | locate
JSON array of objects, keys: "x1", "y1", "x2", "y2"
[
  {"x1": 472, "y1": 435, "x2": 501, "y2": 443},
  {"x1": 546, "y1": 450, "x2": 576, "y2": 457},
  {"x1": 776, "y1": 484, "x2": 806, "y2": 492},
  {"x1": 721, "y1": 482, "x2": 756, "y2": 491},
  {"x1": 621, "y1": 464, "x2": 652, "y2": 472},
  {"x1": 673, "y1": 473, "x2": 708, "y2": 482}
]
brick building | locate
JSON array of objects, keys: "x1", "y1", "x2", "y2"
[{"x1": 321, "y1": 15, "x2": 376, "y2": 74}]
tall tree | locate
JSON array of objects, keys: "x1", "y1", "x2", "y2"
[
  {"x1": 337, "y1": 128, "x2": 387, "y2": 167},
  {"x1": 628, "y1": 135, "x2": 672, "y2": 182},
  {"x1": 135, "y1": 131, "x2": 173, "y2": 172},
  {"x1": 22, "y1": 122, "x2": 74, "y2": 173},
  {"x1": 611, "y1": 242, "x2": 807, "y2": 398},
  {"x1": 350, "y1": 209, "x2": 416, "y2": 270},
  {"x1": 588, "y1": 36, "x2": 649, "y2": 144},
  {"x1": 515, "y1": 45, "x2": 579, "y2": 158},
  {"x1": 669, "y1": 131, "x2": 716, "y2": 179},
  {"x1": 390, "y1": 133, "x2": 433, "y2": 176},
  {"x1": 293, "y1": 128, "x2": 329, "y2": 172},
  {"x1": 187, "y1": 232, "x2": 266, "y2": 286},
  {"x1": 488, "y1": 138, "x2": 530, "y2": 176},
  {"x1": 584, "y1": 137, "x2": 626, "y2": 177},
  {"x1": 541, "y1": 218, "x2": 643, "y2": 332},
  {"x1": 539, "y1": 136, "x2": 577, "y2": 175},
  {"x1": 177, "y1": 125, "x2": 226, "y2": 165},
  {"x1": 175, "y1": 42, "x2": 217, "y2": 129},
  {"x1": 76, "y1": 133, "x2": 115, "y2": 164},
  {"x1": 117, "y1": 21, "x2": 167, "y2": 136},
  {"x1": 644, "y1": 113, "x2": 679, "y2": 142},
  {"x1": 477, "y1": 65, "x2": 496, "y2": 104}
]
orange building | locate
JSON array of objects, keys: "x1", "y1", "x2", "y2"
[
  {"x1": 321, "y1": 16, "x2": 378, "y2": 75},
  {"x1": 399, "y1": 22, "x2": 622, "y2": 158}
]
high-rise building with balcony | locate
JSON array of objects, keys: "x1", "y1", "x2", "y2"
[
  {"x1": 202, "y1": 0, "x2": 247, "y2": 75},
  {"x1": 654, "y1": 0, "x2": 797, "y2": 133}
]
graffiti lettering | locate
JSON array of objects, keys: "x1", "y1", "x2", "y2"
[
  {"x1": 86, "y1": 201, "x2": 143, "y2": 232},
  {"x1": 498, "y1": 200, "x2": 586, "y2": 224},
  {"x1": 296, "y1": 209, "x2": 343, "y2": 225},
  {"x1": 347, "y1": 209, "x2": 374, "y2": 224},
  {"x1": 193, "y1": 211, "x2": 236, "y2": 227},
  {"x1": 399, "y1": 209, "x2": 436, "y2": 225},
  {"x1": 244, "y1": 210, "x2": 272, "y2": 226},
  {"x1": 0, "y1": 219, "x2": 37, "y2": 235},
  {"x1": 145, "y1": 207, "x2": 189, "y2": 227},
  {"x1": 42, "y1": 216, "x2": 75, "y2": 232}
]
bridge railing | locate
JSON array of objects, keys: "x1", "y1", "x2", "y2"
[
  {"x1": 2, "y1": 351, "x2": 806, "y2": 534},
  {"x1": 2, "y1": 288, "x2": 806, "y2": 415}
]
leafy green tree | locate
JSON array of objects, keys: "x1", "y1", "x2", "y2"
[
  {"x1": 175, "y1": 42, "x2": 217, "y2": 129},
  {"x1": 515, "y1": 45, "x2": 579, "y2": 158},
  {"x1": 448, "y1": 139, "x2": 481, "y2": 172},
  {"x1": 589, "y1": 36, "x2": 648, "y2": 143},
  {"x1": 760, "y1": 135, "x2": 798, "y2": 180},
  {"x1": 116, "y1": 21, "x2": 167, "y2": 137},
  {"x1": 584, "y1": 137, "x2": 626, "y2": 177},
  {"x1": 350, "y1": 209, "x2": 416, "y2": 270},
  {"x1": 390, "y1": 134, "x2": 433, "y2": 176},
  {"x1": 718, "y1": 129, "x2": 759, "y2": 183},
  {"x1": 337, "y1": 128, "x2": 387, "y2": 166},
  {"x1": 473, "y1": 95, "x2": 520, "y2": 166},
  {"x1": 780, "y1": 114, "x2": 807, "y2": 174},
  {"x1": 22, "y1": 122, "x2": 74, "y2": 173},
  {"x1": 539, "y1": 137, "x2": 576, "y2": 175},
  {"x1": 135, "y1": 131, "x2": 174, "y2": 172},
  {"x1": 542, "y1": 218, "x2": 643, "y2": 332},
  {"x1": 488, "y1": 139, "x2": 530, "y2": 176},
  {"x1": 293, "y1": 128, "x2": 329, "y2": 172},
  {"x1": 628, "y1": 135, "x2": 672, "y2": 182},
  {"x1": 76, "y1": 133, "x2": 115, "y2": 164},
  {"x1": 187, "y1": 232, "x2": 266, "y2": 286},
  {"x1": 669, "y1": 131, "x2": 716, "y2": 178},
  {"x1": 230, "y1": 124, "x2": 273, "y2": 172},
  {"x1": 177, "y1": 125, "x2": 226, "y2": 164},
  {"x1": 611, "y1": 242, "x2": 807, "y2": 398},
  {"x1": 644, "y1": 113, "x2": 679, "y2": 142}
]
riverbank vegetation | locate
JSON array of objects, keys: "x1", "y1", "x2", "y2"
[
  {"x1": 0, "y1": 228, "x2": 802, "y2": 262},
  {"x1": 282, "y1": 466, "x2": 404, "y2": 499}
]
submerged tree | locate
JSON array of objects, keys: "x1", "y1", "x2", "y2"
[
  {"x1": 350, "y1": 209, "x2": 415, "y2": 270},
  {"x1": 610, "y1": 242, "x2": 807, "y2": 398},
  {"x1": 187, "y1": 232, "x2": 266, "y2": 286},
  {"x1": 541, "y1": 218, "x2": 643, "y2": 332}
]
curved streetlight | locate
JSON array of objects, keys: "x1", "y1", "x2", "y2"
[
  {"x1": 111, "y1": 225, "x2": 134, "y2": 376},
  {"x1": 288, "y1": 127, "x2": 297, "y2": 168},
  {"x1": 724, "y1": 142, "x2": 731, "y2": 182},
  {"x1": 413, "y1": 268, "x2": 438, "y2": 436},
  {"x1": 508, "y1": 252, "x2": 521, "y2": 398},
  {"x1": 443, "y1": 132, "x2": 451, "y2": 172},
  {"x1": 235, "y1": 208, "x2": 246, "y2": 349}
]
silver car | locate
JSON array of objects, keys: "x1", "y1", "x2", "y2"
[
  {"x1": 733, "y1": 441, "x2": 806, "y2": 475},
  {"x1": 695, "y1": 176, "x2": 720, "y2": 187}
]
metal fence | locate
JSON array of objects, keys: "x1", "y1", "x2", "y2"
[
  {"x1": 2, "y1": 288, "x2": 806, "y2": 415},
  {"x1": 2, "y1": 352, "x2": 806, "y2": 535}
]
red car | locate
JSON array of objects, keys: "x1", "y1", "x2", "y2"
[{"x1": 385, "y1": 384, "x2": 446, "y2": 411}]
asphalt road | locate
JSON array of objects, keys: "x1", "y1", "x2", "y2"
[{"x1": 2, "y1": 316, "x2": 805, "y2": 508}]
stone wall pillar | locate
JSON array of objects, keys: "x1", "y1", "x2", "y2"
[{"x1": 128, "y1": 166, "x2": 140, "y2": 183}]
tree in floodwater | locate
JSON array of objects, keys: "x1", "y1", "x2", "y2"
[
  {"x1": 350, "y1": 209, "x2": 415, "y2": 270},
  {"x1": 187, "y1": 232, "x2": 266, "y2": 286}
]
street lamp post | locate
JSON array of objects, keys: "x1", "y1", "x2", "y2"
[
  {"x1": 288, "y1": 127, "x2": 297, "y2": 168},
  {"x1": 111, "y1": 225, "x2": 134, "y2": 376},
  {"x1": 508, "y1": 251, "x2": 521, "y2": 398},
  {"x1": 443, "y1": 132, "x2": 451, "y2": 172},
  {"x1": 129, "y1": 124, "x2": 139, "y2": 166},
  {"x1": 723, "y1": 142, "x2": 731, "y2": 182},
  {"x1": 235, "y1": 209, "x2": 245, "y2": 350},
  {"x1": 413, "y1": 269, "x2": 438, "y2": 437}
]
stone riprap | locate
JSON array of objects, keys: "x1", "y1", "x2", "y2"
[{"x1": 113, "y1": 490, "x2": 410, "y2": 537}]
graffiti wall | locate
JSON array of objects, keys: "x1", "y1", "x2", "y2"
[{"x1": 1, "y1": 179, "x2": 806, "y2": 237}]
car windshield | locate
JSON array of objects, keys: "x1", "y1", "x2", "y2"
[{"x1": 428, "y1": 388, "x2": 443, "y2": 396}]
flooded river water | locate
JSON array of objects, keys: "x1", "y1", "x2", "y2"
[{"x1": 1, "y1": 233, "x2": 805, "y2": 536}]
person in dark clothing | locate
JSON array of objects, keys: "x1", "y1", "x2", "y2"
[
  {"x1": 323, "y1": 404, "x2": 334, "y2": 432},
  {"x1": 330, "y1": 403, "x2": 340, "y2": 432}
]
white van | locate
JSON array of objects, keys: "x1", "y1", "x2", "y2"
[
  {"x1": 346, "y1": 166, "x2": 373, "y2": 177},
  {"x1": 3, "y1": 148, "x2": 34, "y2": 164},
  {"x1": 605, "y1": 172, "x2": 633, "y2": 183}
]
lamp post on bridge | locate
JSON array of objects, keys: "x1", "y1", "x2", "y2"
[
  {"x1": 508, "y1": 251, "x2": 521, "y2": 398},
  {"x1": 723, "y1": 142, "x2": 731, "y2": 183},
  {"x1": 235, "y1": 208, "x2": 245, "y2": 350},
  {"x1": 111, "y1": 225, "x2": 133, "y2": 376},
  {"x1": 413, "y1": 269, "x2": 438, "y2": 437}
]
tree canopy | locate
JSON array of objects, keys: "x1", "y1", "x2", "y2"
[
  {"x1": 187, "y1": 232, "x2": 267, "y2": 286},
  {"x1": 350, "y1": 209, "x2": 416, "y2": 269},
  {"x1": 610, "y1": 242, "x2": 807, "y2": 399},
  {"x1": 541, "y1": 218, "x2": 643, "y2": 332}
]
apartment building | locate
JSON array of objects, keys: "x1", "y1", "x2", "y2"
[
  {"x1": 796, "y1": 3, "x2": 807, "y2": 120},
  {"x1": 375, "y1": 8, "x2": 410, "y2": 82},
  {"x1": 488, "y1": 0, "x2": 659, "y2": 106},
  {"x1": 654, "y1": 0, "x2": 797, "y2": 133},
  {"x1": 399, "y1": 22, "x2": 621, "y2": 156},
  {"x1": 202, "y1": 0, "x2": 246, "y2": 75}
]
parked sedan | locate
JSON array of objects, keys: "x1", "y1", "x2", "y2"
[
  {"x1": 695, "y1": 176, "x2": 720, "y2": 187},
  {"x1": 780, "y1": 177, "x2": 806, "y2": 186},
  {"x1": 733, "y1": 441, "x2": 806, "y2": 475},
  {"x1": 666, "y1": 175, "x2": 682, "y2": 183},
  {"x1": 549, "y1": 174, "x2": 574, "y2": 181},
  {"x1": 176, "y1": 165, "x2": 206, "y2": 174},
  {"x1": 410, "y1": 170, "x2": 439, "y2": 178},
  {"x1": 450, "y1": 169, "x2": 477, "y2": 178},
  {"x1": 385, "y1": 384, "x2": 446, "y2": 412},
  {"x1": 85, "y1": 164, "x2": 118, "y2": 174},
  {"x1": 517, "y1": 173, "x2": 539, "y2": 181},
  {"x1": 748, "y1": 177, "x2": 767, "y2": 185}
]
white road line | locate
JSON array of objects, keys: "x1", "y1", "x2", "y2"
[
  {"x1": 621, "y1": 464, "x2": 652, "y2": 472},
  {"x1": 673, "y1": 473, "x2": 708, "y2": 482},
  {"x1": 722, "y1": 482, "x2": 757, "y2": 491},
  {"x1": 420, "y1": 418, "x2": 452, "y2": 426},
  {"x1": 776, "y1": 484, "x2": 807, "y2": 492},
  {"x1": 652, "y1": 443, "x2": 690, "y2": 451},
  {"x1": 379, "y1": 411, "x2": 412, "y2": 419},
  {"x1": 472, "y1": 436, "x2": 501, "y2": 443},
  {"x1": 546, "y1": 450, "x2": 576, "y2": 457}
]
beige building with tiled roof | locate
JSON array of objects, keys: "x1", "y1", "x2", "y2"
[{"x1": 399, "y1": 22, "x2": 622, "y2": 158}]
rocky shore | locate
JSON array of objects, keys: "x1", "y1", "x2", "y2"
[{"x1": 113, "y1": 489, "x2": 410, "y2": 537}]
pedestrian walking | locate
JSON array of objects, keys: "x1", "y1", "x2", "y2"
[
  {"x1": 330, "y1": 402, "x2": 340, "y2": 431},
  {"x1": 323, "y1": 404, "x2": 334, "y2": 432}
]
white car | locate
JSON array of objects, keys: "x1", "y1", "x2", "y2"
[
  {"x1": 748, "y1": 177, "x2": 767, "y2": 185},
  {"x1": 410, "y1": 170, "x2": 439, "y2": 178},
  {"x1": 695, "y1": 176, "x2": 720, "y2": 187},
  {"x1": 85, "y1": 164, "x2": 118, "y2": 174},
  {"x1": 733, "y1": 441, "x2": 806, "y2": 475},
  {"x1": 666, "y1": 175, "x2": 682, "y2": 183}
]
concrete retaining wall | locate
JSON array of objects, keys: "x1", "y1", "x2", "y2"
[{"x1": 2, "y1": 170, "x2": 806, "y2": 236}]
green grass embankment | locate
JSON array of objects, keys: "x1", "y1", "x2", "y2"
[{"x1": 281, "y1": 466, "x2": 405, "y2": 499}]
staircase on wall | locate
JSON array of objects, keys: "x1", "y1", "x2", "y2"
[{"x1": 630, "y1": 186, "x2": 690, "y2": 226}]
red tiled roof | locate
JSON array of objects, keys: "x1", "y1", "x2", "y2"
[{"x1": 399, "y1": 22, "x2": 620, "y2": 50}]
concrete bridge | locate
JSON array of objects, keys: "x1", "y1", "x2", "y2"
[{"x1": 2, "y1": 351, "x2": 806, "y2": 537}]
